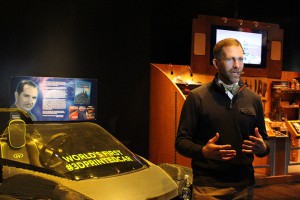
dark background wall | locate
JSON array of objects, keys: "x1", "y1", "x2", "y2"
[{"x1": 0, "y1": 0, "x2": 299, "y2": 158}]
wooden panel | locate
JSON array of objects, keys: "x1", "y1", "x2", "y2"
[
  {"x1": 274, "y1": 137, "x2": 288, "y2": 175},
  {"x1": 191, "y1": 18, "x2": 210, "y2": 74},
  {"x1": 254, "y1": 156, "x2": 271, "y2": 175},
  {"x1": 271, "y1": 41, "x2": 282, "y2": 61},
  {"x1": 149, "y1": 64, "x2": 190, "y2": 167},
  {"x1": 149, "y1": 64, "x2": 177, "y2": 164},
  {"x1": 268, "y1": 30, "x2": 284, "y2": 78},
  {"x1": 194, "y1": 33, "x2": 206, "y2": 55},
  {"x1": 149, "y1": 63, "x2": 191, "y2": 167}
]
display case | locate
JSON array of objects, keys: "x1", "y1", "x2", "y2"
[
  {"x1": 287, "y1": 120, "x2": 300, "y2": 138},
  {"x1": 286, "y1": 120, "x2": 300, "y2": 173},
  {"x1": 270, "y1": 86, "x2": 300, "y2": 121},
  {"x1": 271, "y1": 82, "x2": 300, "y2": 175}
]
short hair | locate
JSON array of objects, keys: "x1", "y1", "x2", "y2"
[
  {"x1": 213, "y1": 38, "x2": 244, "y2": 60},
  {"x1": 15, "y1": 80, "x2": 37, "y2": 94}
]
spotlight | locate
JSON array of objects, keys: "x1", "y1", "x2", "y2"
[
  {"x1": 238, "y1": 19, "x2": 243, "y2": 26},
  {"x1": 169, "y1": 63, "x2": 173, "y2": 75},
  {"x1": 253, "y1": 21, "x2": 259, "y2": 27},
  {"x1": 222, "y1": 17, "x2": 228, "y2": 23}
]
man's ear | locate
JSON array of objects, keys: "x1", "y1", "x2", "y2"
[{"x1": 212, "y1": 59, "x2": 219, "y2": 70}]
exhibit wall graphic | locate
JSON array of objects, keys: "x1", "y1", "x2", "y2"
[{"x1": 10, "y1": 76, "x2": 97, "y2": 121}]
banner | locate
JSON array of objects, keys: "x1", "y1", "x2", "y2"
[{"x1": 10, "y1": 76, "x2": 97, "y2": 121}]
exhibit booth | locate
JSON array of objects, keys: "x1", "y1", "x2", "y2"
[{"x1": 149, "y1": 15, "x2": 300, "y2": 185}]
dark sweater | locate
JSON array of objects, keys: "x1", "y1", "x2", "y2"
[
  {"x1": 10, "y1": 104, "x2": 37, "y2": 122},
  {"x1": 175, "y1": 74, "x2": 270, "y2": 187}
]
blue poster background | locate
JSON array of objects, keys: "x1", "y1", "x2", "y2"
[{"x1": 10, "y1": 76, "x2": 97, "y2": 121}]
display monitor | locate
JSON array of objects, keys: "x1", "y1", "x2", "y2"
[{"x1": 210, "y1": 25, "x2": 268, "y2": 68}]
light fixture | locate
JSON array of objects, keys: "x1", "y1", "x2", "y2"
[
  {"x1": 253, "y1": 21, "x2": 259, "y2": 27},
  {"x1": 185, "y1": 66, "x2": 193, "y2": 77},
  {"x1": 222, "y1": 17, "x2": 228, "y2": 23},
  {"x1": 168, "y1": 63, "x2": 173, "y2": 75},
  {"x1": 238, "y1": 19, "x2": 243, "y2": 26}
]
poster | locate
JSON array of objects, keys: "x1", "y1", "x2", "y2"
[{"x1": 10, "y1": 76, "x2": 97, "y2": 121}]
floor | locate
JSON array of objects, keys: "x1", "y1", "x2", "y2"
[
  {"x1": 1, "y1": 180, "x2": 300, "y2": 200},
  {"x1": 254, "y1": 181, "x2": 300, "y2": 200},
  {"x1": 253, "y1": 169, "x2": 300, "y2": 200}
]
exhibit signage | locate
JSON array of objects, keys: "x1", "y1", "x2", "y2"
[{"x1": 10, "y1": 76, "x2": 97, "y2": 121}]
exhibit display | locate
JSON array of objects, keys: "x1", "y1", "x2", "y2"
[
  {"x1": 10, "y1": 76, "x2": 97, "y2": 122},
  {"x1": 0, "y1": 108, "x2": 185, "y2": 200}
]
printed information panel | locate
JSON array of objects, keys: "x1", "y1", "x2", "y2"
[{"x1": 10, "y1": 76, "x2": 97, "y2": 121}]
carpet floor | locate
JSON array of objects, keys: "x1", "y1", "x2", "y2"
[{"x1": 254, "y1": 182, "x2": 300, "y2": 200}]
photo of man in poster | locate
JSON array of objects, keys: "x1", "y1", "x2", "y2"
[{"x1": 11, "y1": 79, "x2": 39, "y2": 121}]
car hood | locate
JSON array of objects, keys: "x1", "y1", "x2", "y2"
[{"x1": 1, "y1": 161, "x2": 178, "y2": 200}]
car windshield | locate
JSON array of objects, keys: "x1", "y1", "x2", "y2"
[{"x1": 0, "y1": 120, "x2": 148, "y2": 181}]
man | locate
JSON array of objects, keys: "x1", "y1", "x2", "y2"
[
  {"x1": 11, "y1": 80, "x2": 38, "y2": 121},
  {"x1": 175, "y1": 38, "x2": 270, "y2": 199}
]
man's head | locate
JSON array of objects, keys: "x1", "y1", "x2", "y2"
[
  {"x1": 212, "y1": 38, "x2": 244, "y2": 85},
  {"x1": 14, "y1": 80, "x2": 38, "y2": 112}
]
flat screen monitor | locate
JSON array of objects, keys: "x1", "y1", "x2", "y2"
[{"x1": 210, "y1": 25, "x2": 268, "y2": 68}]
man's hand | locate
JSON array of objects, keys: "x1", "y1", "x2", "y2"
[
  {"x1": 202, "y1": 133, "x2": 236, "y2": 160},
  {"x1": 242, "y1": 127, "x2": 267, "y2": 155}
]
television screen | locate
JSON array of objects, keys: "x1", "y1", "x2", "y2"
[{"x1": 210, "y1": 25, "x2": 268, "y2": 68}]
